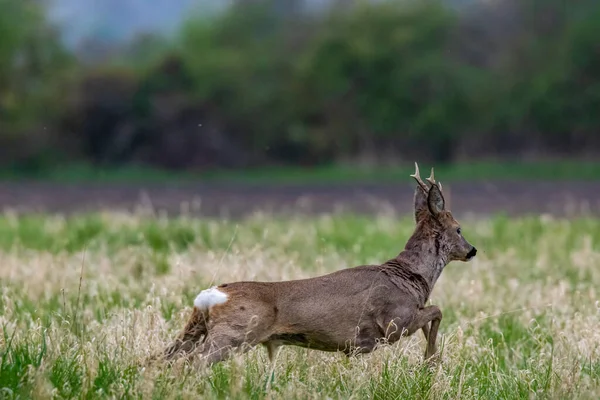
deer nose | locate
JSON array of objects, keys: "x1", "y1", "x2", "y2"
[{"x1": 467, "y1": 247, "x2": 477, "y2": 259}]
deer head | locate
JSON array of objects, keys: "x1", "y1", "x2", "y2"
[{"x1": 409, "y1": 162, "x2": 477, "y2": 263}]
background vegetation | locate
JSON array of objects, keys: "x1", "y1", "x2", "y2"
[
  {"x1": 1, "y1": 0, "x2": 599, "y2": 175},
  {"x1": 2, "y1": 212, "x2": 600, "y2": 398}
]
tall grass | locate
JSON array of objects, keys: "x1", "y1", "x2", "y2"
[{"x1": 1, "y1": 211, "x2": 600, "y2": 398}]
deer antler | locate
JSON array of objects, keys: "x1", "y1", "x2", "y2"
[
  {"x1": 410, "y1": 162, "x2": 429, "y2": 192},
  {"x1": 426, "y1": 167, "x2": 443, "y2": 192},
  {"x1": 426, "y1": 168, "x2": 435, "y2": 185}
]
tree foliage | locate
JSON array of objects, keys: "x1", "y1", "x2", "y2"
[
  {"x1": 0, "y1": 0, "x2": 73, "y2": 133},
  {"x1": 1, "y1": 0, "x2": 600, "y2": 169}
]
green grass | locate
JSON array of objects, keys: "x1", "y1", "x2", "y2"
[
  {"x1": 1, "y1": 159, "x2": 600, "y2": 184},
  {"x1": 1, "y1": 211, "x2": 600, "y2": 398}
]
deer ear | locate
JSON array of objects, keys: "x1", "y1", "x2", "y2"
[
  {"x1": 427, "y1": 184, "x2": 445, "y2": 216},
  {"x1": 413, "y1": 186, "x2": 428, "y2": 222}
]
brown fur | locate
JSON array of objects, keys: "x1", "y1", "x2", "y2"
[{"x1": 162, "y1": 163, "x2": 477, "y2": 366}]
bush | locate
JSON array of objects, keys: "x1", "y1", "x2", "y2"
[
  {"x1": 178, "y1": 1, "x2": 312, "y2": 163},
  {"x1": 176, "y1": 0, "x2": 472, "y2": 163},
  {"x1": 295, "y1": 0, "x2": 466, "y2": 161}
]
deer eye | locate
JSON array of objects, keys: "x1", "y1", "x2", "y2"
[{"x1": 457, "y1": 228, "x2": 462, "y2": 235}]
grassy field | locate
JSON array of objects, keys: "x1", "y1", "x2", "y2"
[
  {"x1": 1, "y1": 211, "x2": 600, "y2": 399},
  {"x1": 2, "y1": 159, "x2": 600, "y2": 184}
]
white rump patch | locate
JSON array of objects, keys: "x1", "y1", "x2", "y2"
[{"x1": 193, "y1": 286, "x2": 228, "y2": 310}]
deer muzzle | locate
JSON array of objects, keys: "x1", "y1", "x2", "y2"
[{"x1": 466, "y1": 247, "x2": 477, "y2": 260}]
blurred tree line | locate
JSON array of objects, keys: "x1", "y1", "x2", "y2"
[{"x1": 1, "y1": 0, "x2": 599, "y2": 171}]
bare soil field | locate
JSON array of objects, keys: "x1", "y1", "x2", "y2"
[{"x1": 0, "y1": 180, "x2": 599, "y2": 217}]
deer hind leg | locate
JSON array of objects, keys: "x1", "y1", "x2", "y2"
[
  {"x1": 164, "y1": 307, "x2": 208, "y2": 361},
  {"x1": 199, "y1": 324, "x2": 257, "y2": 366}
]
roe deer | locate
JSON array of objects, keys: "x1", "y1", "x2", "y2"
[{"x1": 163, "y1": 163, "x2": 477, "y2": 365}]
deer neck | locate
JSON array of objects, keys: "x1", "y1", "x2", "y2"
[{"x1": 400, "y1": 230, "x2": 450, "y2": 291}]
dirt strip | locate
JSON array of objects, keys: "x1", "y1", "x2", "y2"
[{"x1": 0, "y1": 181, "x2": 598, "y2": 218}]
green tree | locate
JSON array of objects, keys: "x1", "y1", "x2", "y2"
[{"x1": 0, "y1": 0, "x2": 73, "y2": 134}]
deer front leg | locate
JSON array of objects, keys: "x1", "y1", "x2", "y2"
[
  {"x1": 406, "y1": 305, "x2": 442, "y2": 360},
  {"x1": 421, "y1": 323, "x2": 430, "y2": 344},
  {"x1": 422, "y1": 306, "x2": 442, "y2": 360}
]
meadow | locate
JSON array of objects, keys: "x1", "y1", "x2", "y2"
[{"x1": 1, "y1": 209, "x2": 600, "y2": 399}]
